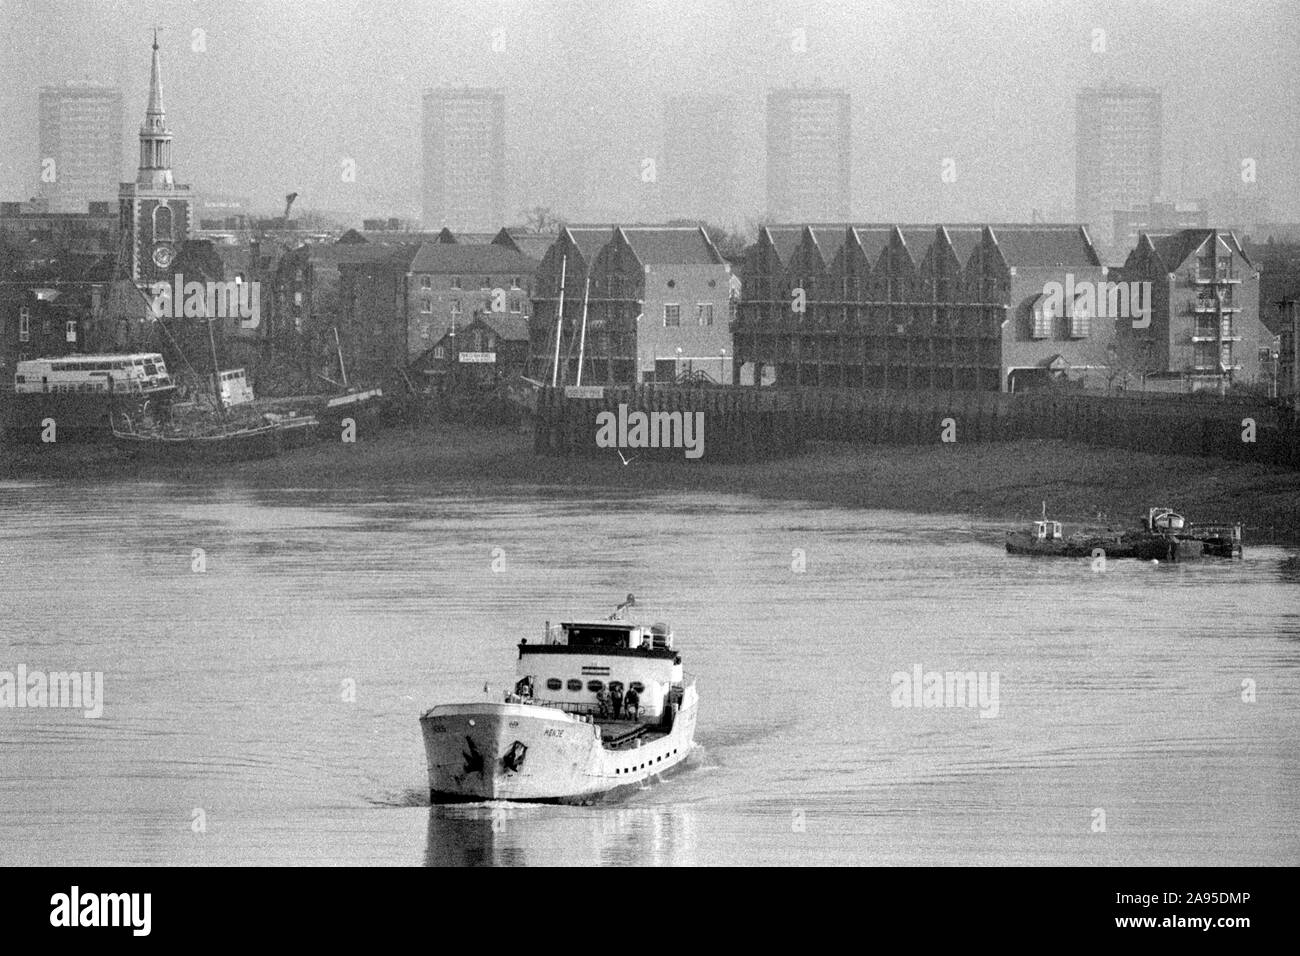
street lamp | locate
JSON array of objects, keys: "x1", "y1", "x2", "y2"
[{"x1": 719, "y1": 347, "x2": 727, "y2": 386}]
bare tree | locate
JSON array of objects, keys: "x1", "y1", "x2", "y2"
[{"x1": 520, "y1": 206, "x2": 567, "y2": 235}]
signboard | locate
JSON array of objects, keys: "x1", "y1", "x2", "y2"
[
  {"x1": 458, "y1": 351, "x2": 496, "y2": 363},
  {"x1": 564, "y1": 385, "x2": 605, "y2": 399}
]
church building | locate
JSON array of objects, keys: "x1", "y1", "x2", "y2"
[{"x1": 119, "y1": 33, "x2": 194, "y2": 284}]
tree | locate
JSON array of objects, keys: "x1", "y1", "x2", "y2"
[
  {"x1": 520, "y1": 206, "x2": 567, "y2": 235},
  {"x1": 664, "y1": 219, "x2": 750, "y2": 263},
  {"x1": 1106, "y1": 335, "x2": 1160, "y2": 393}
]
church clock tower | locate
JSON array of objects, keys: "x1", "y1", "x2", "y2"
[{"x1": 119, "y1": 32, "x2": 193, "y2": 284}]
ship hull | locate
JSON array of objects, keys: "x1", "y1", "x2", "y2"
[{"x1": 421, "y1": 689, "x2": 698, "y2": 805}]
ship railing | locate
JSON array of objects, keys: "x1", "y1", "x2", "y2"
[{"x1": 513, "y1": 697, "x2": 667, "y2": 721}]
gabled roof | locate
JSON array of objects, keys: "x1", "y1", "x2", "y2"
[
  {"x1": 301, "y1": 240, "x2": 421, "y2": 268},
  {"x1": 762, "y1": 226, "x2": 805, "y2": 266},
  {"x1": 897, "y1": 226, "x2": 937, "y2": 265},
  {"x1": 408, "y1": 240, "x2": 537, "y2": 275},
  {"x1": 561, "y1": 226, "x2": 615, "y2": 262},
  {"x1": 1146, "y1": 229, "x2": 1214, "y2": 271},
  {"x1": 988, "y1": 224, "x2": 1100, "y2": 268},
  {"x1": 618, "y1": 226, "x2": 722, "y2": 266},
  {"x1": 851, "y1": 226, "x2": 893, "y2": 264},
  {"x1": 475, "y1": 313, "x2": 531, "y2": 341},
  {"x1": 806, "y1": 225, "x2": 848, "y2": 266},
  {"x1": 943, "y1": 226, "x2": 985, "y2": 266}
]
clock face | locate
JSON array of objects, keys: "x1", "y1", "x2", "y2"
[{"x1": 152, "y1": 244, "x2": 174, "y2": 269}]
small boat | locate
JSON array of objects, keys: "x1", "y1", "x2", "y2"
[
  {"x1": 1122, "y1": 507, "x2": 1243, "y2": 560},
  {"x1": 1005, "y1": 514, "x2": 1132, "y2": 557},
  {"x1": 112, "y1": 413, "x2": 318, "y2": 462},
  {"x1": 1006, "y1": 506, "x2": 1243, "y2": 561},
  {"x1": 420, "y1": 595, "x2": 698, "y2": 804}
]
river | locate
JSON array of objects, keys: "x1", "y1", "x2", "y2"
[{"x1": 1, "y1": 482, "x2": 1297, "y2": 865}]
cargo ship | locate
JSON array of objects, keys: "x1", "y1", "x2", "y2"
[{"x1": 420, "y1": 596, "x2": 698, "y2": 804}]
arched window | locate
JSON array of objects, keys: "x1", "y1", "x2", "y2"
[{"x1": 153, "y1": 205, "x2": 173, "y2": 243}]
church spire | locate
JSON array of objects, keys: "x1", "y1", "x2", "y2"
[
  {"x1": 137, "y1": 31, "x2": 174, "y2": 187},
  {"x1": 145, "y1": 29, "x2": 165, "y2": 118}
]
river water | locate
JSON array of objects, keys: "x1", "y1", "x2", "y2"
[{"x1": 1, "y1": 482, "x2": 1297, "y2": 866}]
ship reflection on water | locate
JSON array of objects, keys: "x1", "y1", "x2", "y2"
[{"x1": 425, "y1": 803, "x2": 698, "y2": 867}]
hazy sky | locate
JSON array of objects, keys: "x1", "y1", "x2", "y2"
[{"x1": 2, "y1": 0, "x2": 1296, "y2": 228}]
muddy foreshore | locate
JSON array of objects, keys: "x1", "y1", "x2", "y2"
[{"x1": 3, "y1": 423, "x2": 1299, "y2": 543}]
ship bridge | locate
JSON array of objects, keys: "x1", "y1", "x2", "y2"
[{"x1": 516, "y1": 620, "x2": 683, "y2": 719}]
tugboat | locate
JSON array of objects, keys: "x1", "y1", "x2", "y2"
[
  {"x1": 1005, "y1": 506, "x2": 1243, "y2": 561},
  {"x1": 420, "y1": 595, "x2": 698, "y2": 804},
  {"x1": 1005, "y1": 503, "x2": 1131, "y2": 557},
  {"x1": 1005, "y1": 517, "x2": 1128, "y2": 557},
  {"x1": 1123, "y1": 507, "x2": 1243, "y2": 560}
]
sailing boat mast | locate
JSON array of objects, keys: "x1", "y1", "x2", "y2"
[
  {"x1": 575, "y1": 276, "x2": 591, "y2": 387},
  {"x1": 551, "y1": 254, "x2": 567, "y2": 387},
  {"x1": 206, "y1": 314, "x2": 226, "y2": 429},
  {"x1": 333, "y1": 326, "x2": 349, "y2": 389}
]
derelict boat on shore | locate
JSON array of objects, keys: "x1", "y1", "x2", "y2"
[{"x1": 420, "y1": 596, "x2": 698, "y2": 805}]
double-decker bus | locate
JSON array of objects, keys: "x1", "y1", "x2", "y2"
[{"x1": 13, "y1": 353, "x2": 174, "y2": 395}]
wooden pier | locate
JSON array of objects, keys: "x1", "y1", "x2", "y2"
[{"x1": 533, "y1": 385, "x2": 1300, "y2": 468}]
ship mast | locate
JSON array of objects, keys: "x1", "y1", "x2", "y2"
[{"x1": 550, "y1": 254, "x2": 567, "y2": 387}]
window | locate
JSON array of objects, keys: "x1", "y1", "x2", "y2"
[
  {"x1": 629, "y1": 682, "x2": 645, "y2": 693},
  {"x1": 1069, "y1": 305, "x2": 1089, "y2": 338},
  {"x1": 697, "y1": 303, "x2": 714, "y2": 326},
  {"x1": 42, "y1": 319, "x2": 51, "y2": 336},
  {"x1": 420, "y1": 275, "x2": 432, "y2": 290},
  {"x1": 65, "y1": 320, "x2": 77, "y2": 343},
  {"x1": 566, "y1": 679, "x2": 583, "y2": 692},
  {"x1": 664, "y1": 304, "x2": 681, "y2": 327},
  {"x1": 586, "y1": 680, "x2": 604, "y2": 692},
  {"x1": 18, "y1": 307, "x2": 30, "y2": 342},
  {"x1": 1031, "y1": 302, "x2": 1052, "y2": 339},
  {"x1": 420, "y1": 298, "x2": 432, "y2": 313},
  {"x1": 510, "y1": 276, "x2": 520, "y2": 290},
  {"x1": 1220, "y1": 343, "x2": 1234, "y2": 368},
  {"x1": 451, "y1": 299, "x2": 462, "y2": 316},
  {"x1": 433, "y1": 346, "x2": 445, "y2": 359},
  {"x1": 153, "y1": 204, "x2": 173, "y2": 242},
  {"x1": 480, "y1": 276, "x2": 490, "y2": 290},
  {"x1": 510, "y1": 296, "x2": 521, "y2": 314},
  {"x1": 545, "y1": 678, "x2": 563, "y2": 691},
  {"x1": 450, "y1": 275, "x2": 461, "y2": 290}
]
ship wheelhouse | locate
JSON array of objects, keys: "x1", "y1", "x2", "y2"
[{"x1": 515, "y1": 620, "x2": 683, "y2": 719}]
